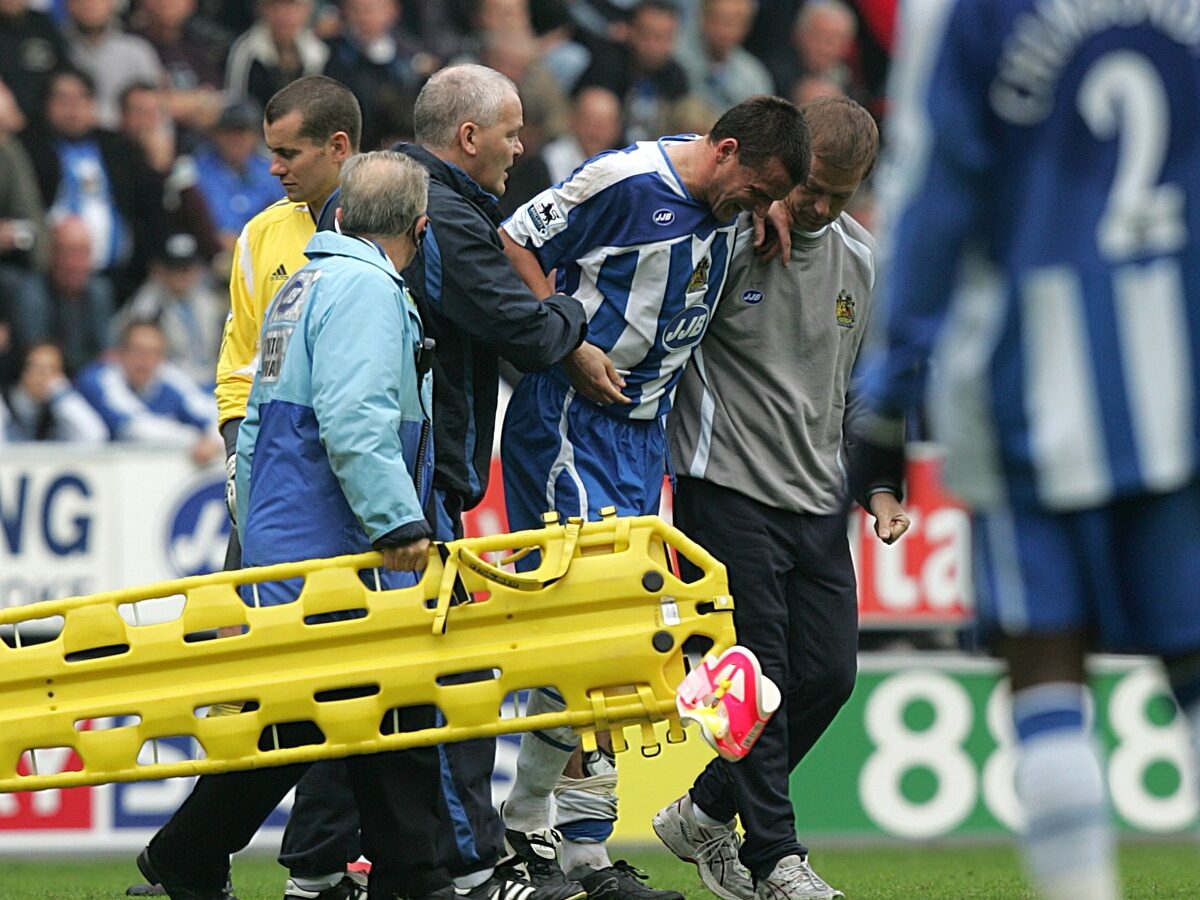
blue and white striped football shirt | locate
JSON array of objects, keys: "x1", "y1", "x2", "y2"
[
  {"x1": 862, "y1": 0, "x2": 1200, "y2": 512},
  {"x1": 502, "y1": 137, "x2": 738, "y2": 421}
]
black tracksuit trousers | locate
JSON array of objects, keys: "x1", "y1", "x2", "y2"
[{"x1": 674, "y1": 477, "x2": 859, "y2": 881}]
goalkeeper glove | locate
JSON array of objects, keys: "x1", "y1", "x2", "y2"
[
  {"x1": 224, "y1": 451, "x2": 237, "y2": 526},
  {"x1": 220, "y1": 418, "x2": 242, "y2": 526}
]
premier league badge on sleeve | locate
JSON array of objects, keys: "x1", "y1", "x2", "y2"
[{"x1": 526, "y1": 193, "x2": 565, "y2": 239}]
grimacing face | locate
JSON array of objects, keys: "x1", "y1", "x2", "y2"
[{"x1": 705, "y1": 143, "x2": 796, "y2": 222}]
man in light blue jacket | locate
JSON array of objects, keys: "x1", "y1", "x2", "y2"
[
  {"x1": 234, "y1": 159, "x2": 433, "y2": 595},
  {"x1": 138, "y1": 151, "x2": 449, "y2": 900}
]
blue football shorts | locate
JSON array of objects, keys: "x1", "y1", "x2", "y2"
[
  {"x1": 501, "y1": 369, "x2": 666, "y2": 537},
  {"x1": 972, "y1": 479, "x2": 1200, "y2": 655}
]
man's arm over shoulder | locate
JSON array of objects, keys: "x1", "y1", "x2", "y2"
[{"x1": 426, "y1": 200, "x2": 586, "y2": 372}]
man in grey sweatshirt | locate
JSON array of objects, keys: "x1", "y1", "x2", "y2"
[{"x1": 653, "y1": 96, "x2": 909, "y2": 900}]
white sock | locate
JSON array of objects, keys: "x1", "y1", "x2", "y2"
[
  {"x1": 1013, "y1": 685, "x2": 1119, "y2": 900},
  {"x1": 454, "y1": 868, "x2": 493, "y2": 891},
  {"x1": 561, "y1": 839, "x2": 611, "y2": 876},
  {"x1": 504, "y1": 691, "x2": 576, "y2": 833},
  {"x1": 691, "y1": 798, "x2": 728, "y2": 829},
  {"x1": 504, "y1": 734, "x2": 573, "y2": 832}
]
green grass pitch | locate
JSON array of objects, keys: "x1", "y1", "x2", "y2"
[{"x1": 3, "y1": 843, "x2": 1197, "y2": 899}]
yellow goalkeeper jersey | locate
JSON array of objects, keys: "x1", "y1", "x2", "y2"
[{"x1": 214, "y1": 199, "x2": 317, "y2": 426}]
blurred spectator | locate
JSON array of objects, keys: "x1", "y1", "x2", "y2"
[
  {"x1": 492, "y1": 37, "x2": 568, "y2": 139},
  {"x1": 323, "y1": 0, "x2": 426, "y2": 151},
  {"x1": 566, "y1": 0, "x2": 639, "y2": 44},
  {"x1": 528, "y1": 0, "x2": 590, "y2": 92},
  {"x1": 0, "y1": 301, "x2": 16, "y2": 387},
  {"x1": 196, "y1": 0, "x2": 256, "y2": 35},
  {"x1": 112, "y1": 233, "x2": 226, "y2": 386},
  {"x1": 577, "y1": 0, "x2": 689, "y2": 142},
  {"x1": 455, "y1": 0, "x2": 569, "y2": 141},
  {"x1": 0, "y1": 339, "x2": 107, "y2": 442},
  {"x1": 0, "y1": 79, "x2": 49, "y2": 345},
  {"x1": 23, "y1": 215, "x2": 115, "y2": 373},
  {"x1": 225, "y1": 0, "x2": 330, "y2": 112},
  {"x1": 774, "y1": 0, "x2": 861, "y2": 101},
  {"x1": 193, "y1": 99, "x2": 282, "y2": 248},
  {"x1": 372, "y1": 82, "x2": 418, "y2": 147},
  {"x1": 472, "y1": 0, "x2": 529, "y2": 34},
  {"x1": 77, "y1": 319, "x2": 222, "y2": 463},
  {"x1": 541, "y1": 85, "x2": 622, "y2": 185},
  {"x1": 791, "y1": 72, "x2": 845, "y2": 108},
  {"x1": 679, "y1": 0, "x2": 774, "y2": 111},
  {"x1": 129, "y1": 0, "x2": 230, "y2": 137},
  {"x1": 117, "y1": 80, "x2": 176, "y2": 172},
  {"x1": 742, "y1": 0, "x2": 802, "y2": 88},
  {"x1": 401, "y1": 0, "x2": 471, "y2": 62},
  {"x1": 62, "y1": 0, "x2": 165, "y2": 128},
  {"x1": 664, "y1": 92, "x2": 721, "y2": 134},
  {"x1": 21, "y1": 68, "x2": 166, "y2": 299},
  {"x1": 118, "y1": 81, "x2": 221, "y2": 263},
  {"x1": 0, "y1": 0, "x2": 71, "y2": 127}
]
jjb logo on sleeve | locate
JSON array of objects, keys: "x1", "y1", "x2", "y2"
[
  {"x1": 663, "y1": 303, "x2": 711, "y2": 351},
  {"x1": 525, "y1": 192, "x2": 566, "y2": 240}
]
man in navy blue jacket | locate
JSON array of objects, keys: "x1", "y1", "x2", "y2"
[{"x1": 305, "y1": 64, "x2": 589, "y2": 900}]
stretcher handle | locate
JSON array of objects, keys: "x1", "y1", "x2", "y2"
[
  {"x1": 455, "y1": 520, "x2": 580, "y2": 591},
  {"x1": 429, "y1": 522, "x2": 582, "y2": 635}
]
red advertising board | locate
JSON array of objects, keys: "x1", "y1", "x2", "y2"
[
  {"x1": 850, "y1": 446, "x2": 972, "y2": 626},
  {"x1": 464, "y1": 446, "x2": 973, "y2": 628}
]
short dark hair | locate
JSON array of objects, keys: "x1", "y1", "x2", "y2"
[
  {"x1": 264, "y1": 75, "x2": 362, "y2": 152},
  {"x1": 709, "y1": 95, "x2": 810, "y2": 184}
]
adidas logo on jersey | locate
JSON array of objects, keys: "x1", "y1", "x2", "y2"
[{"x1": 269, "y1": 263, "x2": 288, "y2": 281}]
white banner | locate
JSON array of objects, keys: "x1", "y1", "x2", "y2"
[{"x1": 1, "y1": 446, "x2": 228, "y2": 609}]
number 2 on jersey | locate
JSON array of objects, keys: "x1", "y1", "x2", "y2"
[{"x1": 1077, "y1": 50, "x2": 1187, "y2": 262}]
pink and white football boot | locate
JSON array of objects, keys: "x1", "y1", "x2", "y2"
[{"x1": 675, "y1": 645, "x2": 781, "y2": 761}]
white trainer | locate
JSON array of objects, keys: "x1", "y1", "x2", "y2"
[
  {"x1": 651, "y1": 795, "x2": 754, "y2": 900},
  {"x1": 754, "y1": 855, "x2": 843, "y2": 900}
]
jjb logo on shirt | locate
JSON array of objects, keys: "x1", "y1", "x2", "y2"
[{"x1": 663, "y1": 303, "x2": 711, "y2": 351}]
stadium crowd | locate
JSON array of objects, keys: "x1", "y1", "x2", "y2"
[{"x1": 0, "y1": 0, "x2": 892, "y2": 442}]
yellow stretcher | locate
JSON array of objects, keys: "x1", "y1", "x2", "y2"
[{"x1": 0, "y1": 513, "x2": 734, "y2": 793}]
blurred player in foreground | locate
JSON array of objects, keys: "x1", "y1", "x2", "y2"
[{"x1": 852, "y1": 3, "x2": 1200, "y2": 899}]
